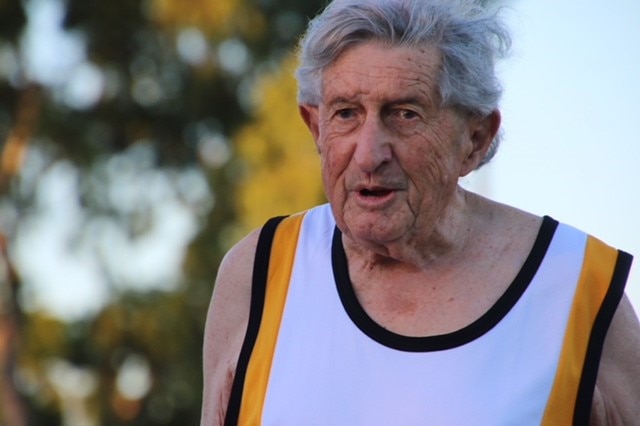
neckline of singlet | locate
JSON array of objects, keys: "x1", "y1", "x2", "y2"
[{"x1": 331, "y1": 215, "x2": 559, "y2": 352}]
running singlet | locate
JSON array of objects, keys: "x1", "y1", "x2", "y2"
[{"x1": 224, "y1": 204, "x2": 633, "y2": 425}]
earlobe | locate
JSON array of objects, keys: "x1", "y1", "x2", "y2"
[{"x1": 299, "y1": 104, "x2": 320, "y2": 141}]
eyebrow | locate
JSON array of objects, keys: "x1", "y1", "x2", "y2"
[
  {"x1": 326, "y1": 96, "x2": 356, "y2": 108},
  {"x1": 386, "y1": 97, "x2": 424, "y2": 107},
  {"x1": 326, "y1": 96, "x2": 426, "y2": 109},
  {"x1": 382, "y1": 97, "x2": 433, "y2": 115}
]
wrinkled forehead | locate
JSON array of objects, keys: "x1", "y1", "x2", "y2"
[{"x1": 320, "y1": 42, "x2": 443, "y2": 103}]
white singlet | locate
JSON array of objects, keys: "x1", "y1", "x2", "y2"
[{"x1": 224, "y1": 204, "x2": 632, "y2": 426}]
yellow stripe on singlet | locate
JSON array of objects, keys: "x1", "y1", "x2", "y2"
[
  {"x1": 238, "y1": 212, "x2": 306, "y2": 425},
  {"x1": 541, "y1": 236, "x2": 618, "y2": 425}
]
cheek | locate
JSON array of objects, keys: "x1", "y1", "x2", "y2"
[
  {"x1": 318, "y1": 141, "x2": 348, "y2": 194},
  {"x1": 422, "y1": 120, "x2": 468, "y2": 173},
  {"x1": 405, "y1": 138, "x2": 455, "y2": 184},
  {"x1": 320, "y1": 136, "x2": 352, "y2": 171}
]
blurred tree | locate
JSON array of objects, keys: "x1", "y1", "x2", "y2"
[
  {"x1": 1, "y1": 0, "x2": 326, "y2": 424},
  {"x1": 0, "y1": 235, "x2": 28, "y2": 426},
  {"x1": 0, "y1": 2, "x2": 32, "y2": 424},
  {"x1": 233, "y1": 55, "x2": 324, "y2": 234}
]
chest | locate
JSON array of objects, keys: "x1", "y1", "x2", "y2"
[
  {"x1": 256, "y1": 238, "x2": 581, "y2": 425},
  {"x1": 349, "y1": 257, "x2": 521, "y2": 337}
]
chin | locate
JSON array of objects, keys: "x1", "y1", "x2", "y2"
[{"x1": 347, "y1": 218, "x2": 407, "y2": 246}]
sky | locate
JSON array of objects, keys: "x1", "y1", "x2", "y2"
[
  {"x1": 464, "y1": 0, "x2": 640, "y2": 310},
  {"x1": 12, "y1": 0, "x2": 640, "y2": 318}
]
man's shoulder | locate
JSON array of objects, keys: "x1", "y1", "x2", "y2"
[
  {"x1": 201, "y1": 228, "x2": 262, "y2": 426},
  {"x1": 220, "y1": 228, "x2": 262, "y2": 276}
]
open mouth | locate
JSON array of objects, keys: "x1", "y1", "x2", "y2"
[{"x1": 359, "y1": 188, "x2": 393, "y2": 197}]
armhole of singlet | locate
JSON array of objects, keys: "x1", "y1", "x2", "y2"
[
  {"x1": 572, "y1": 249, "x2": 632, "y2": 424},
  {"x1": 224, "y1": 216, "x2": 287, "y2": 426}
]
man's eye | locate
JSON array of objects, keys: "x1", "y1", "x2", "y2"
[
  {"x1": 398, "y1": 109, "x2": 418, "y2": 120},
  {"x1": 336, "y1": 109, "x2": 355, "y2": 119}
]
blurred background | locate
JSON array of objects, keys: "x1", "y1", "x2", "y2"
[
  {"x1": 0, "y1": 0, "x2": 326, "y2": 424},
  {"x1": 0, "y1": 0, "x2": 638, "y2": 425}
]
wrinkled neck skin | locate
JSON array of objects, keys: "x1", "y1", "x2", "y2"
[{"x1": 341, "y1": 185, "x2": 481, "y2": 274}]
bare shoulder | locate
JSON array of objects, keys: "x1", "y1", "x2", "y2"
[
  {"x1": 471, "y1": 195, "x2": 543, "y2": 265},
  {"x1": 591, "y1": 295, "x2": 640, "y2": 425},
  {"x1": 201, "y1": 229, "x2": 261, "y2": 426},
  {"x1": 469, "y1": 192, "x2": 542, "y2": 239}
]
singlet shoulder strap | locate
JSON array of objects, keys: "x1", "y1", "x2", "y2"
[
  {"x1": 225, "y1": 213, "x2": 307, "y2": 425},
  {"x1": 542, "y1": 236, "x2": 633, "y2": 425},
  {"x1": 224, "y1": 215, "x2": 286, "y2": 426}
]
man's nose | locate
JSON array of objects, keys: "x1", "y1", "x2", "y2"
[{"x1": 353, "y1": 116, "x2": 392, "y2": 173}]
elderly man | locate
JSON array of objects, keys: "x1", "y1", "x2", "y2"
[{"x1": 201, "y1": 0, "x2": 640, "y2": 424}]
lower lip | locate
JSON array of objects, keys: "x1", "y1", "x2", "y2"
[{"x1": 353, "y1": 190, "x2": 398, "y2": 209}]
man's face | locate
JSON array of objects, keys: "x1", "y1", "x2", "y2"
[{"x1": 301, "y1": 42, "x2": 482, "y2": 249}]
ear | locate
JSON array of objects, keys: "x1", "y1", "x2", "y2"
[
  {"x1": 299, "y1": 104, "x2": 320, "y2": 142},
  {"x1": 460, "y1": 110, "x2": 501, "y2": 176}
]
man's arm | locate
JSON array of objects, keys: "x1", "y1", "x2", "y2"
[
  {"x1": 200, "y1": 230, "x2": 260, "y2": 426},
  {"x1": 591, "y1": 295, "x2": 640, "y2": 425}
]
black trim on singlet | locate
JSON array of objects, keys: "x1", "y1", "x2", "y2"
[
  {"x1": 224, "y1": 216, "x2": 287, "y2": 426},
  {"x1": 332, "y1": 215, "x2": 560, "y2": 352},
  {"x1": 573, "y1": 250, "x2": 632, "y2": 425}
]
